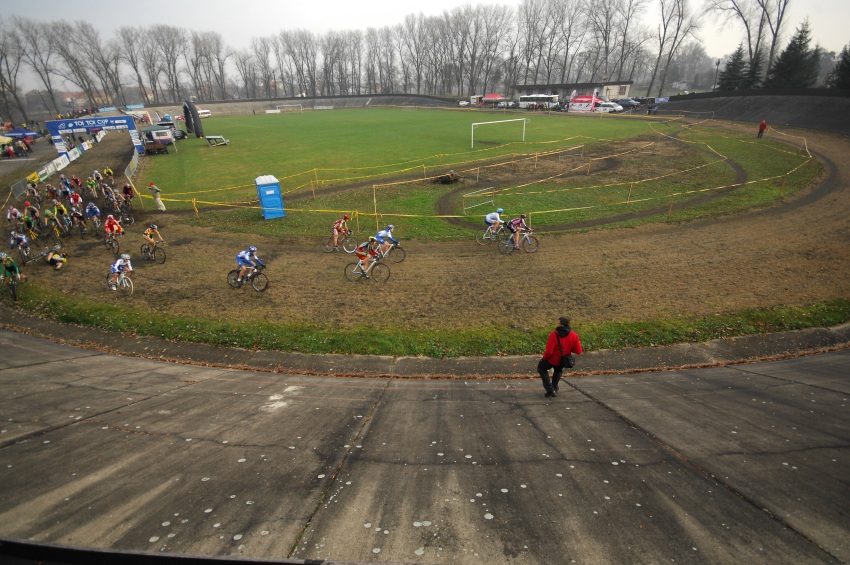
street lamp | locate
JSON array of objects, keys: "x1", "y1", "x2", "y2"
[{"x1": 713, "y1": 60, "x2": 721, "y2": 92}]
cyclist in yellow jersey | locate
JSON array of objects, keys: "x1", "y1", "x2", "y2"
[{"x1": 143, "y1": 224, "x2": 165, "y2": 249}]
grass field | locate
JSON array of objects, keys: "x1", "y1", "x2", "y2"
[{"x1": 139, "y1": 108, "x2": 817, "y2": 242}]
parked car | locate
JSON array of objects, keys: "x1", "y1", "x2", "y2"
[
  {"x1": 616, "y1": 98, "x2": 641, "y2": 110},
  {"x1": 457, "y1": 100, "x2": 470, "y2": 107},
  {"x1": 596, "y1": 102, "x2": 624, "y2": 113}
]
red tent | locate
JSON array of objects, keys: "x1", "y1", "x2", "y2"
[{"x1": 482, "y1": 93, "x2": 505, "y2": 102}]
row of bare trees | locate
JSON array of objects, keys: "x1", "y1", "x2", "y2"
[{"x1": 0, "y1": 0, "x2": 799, "y2": 122}]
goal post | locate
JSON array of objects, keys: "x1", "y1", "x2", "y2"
[
  {"x1": 275, "y1": 104, "x2": 303, "y2": 113},
  {"x1": 471, "y1": 118, "x2": 527, "y2": 148}
]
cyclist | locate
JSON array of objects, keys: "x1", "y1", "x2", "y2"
[
  {"x1": 85, "y1": 176, "x2": 98, "y2": 197},
  {"x1": 71, "y1": 175, "x2": 83, "y2": 190},
  {"x1": 6, "y1": 204, "x2": 21, "y2": 224},
  {"x1": 93, "y1": 169, "x2": 103, "y2": 184},
  {"x1": 331, "y1": 214, "x2": 351, "y2": 250},
  {"x1": 354, "y1": 237, "x2": 380, "y2": 276},
  {"x1": 68, "y1": 190, "x2": 82, "y2": 210},
  {"x1": 109, "y1": 253, "x2": 133, "y2": 290},
  {"x1": 52, "y1": 200, "x2": 71, "y2": 231},
  {"x1": 374, "y1": 224, "x2": 398, "y2": 257},
  {"x1": 506, "y1": 214, "x2": 531, "y2": 249},
  {"x1": 9, "y1": 231, "x2": 29, "y2": 256},
  {"x1": 46, "y1": 249, "x2": 67, "y2": 270},
  {"x1": 235, "y1": 246, "x2": 265, "y2": 284},
  {"x1": 103, "y1": 214, "x2": 123, "y2": 242},
  {"x1": 103, "y1": 184, "x2": 116, "y2": 208},
  {"x1": 69, "y1": 205, "x2": 86, "y2": 230},
  {"x1": 143, "y1": 223, "x2": 165, "y2": 250},
  {"x1": 484, "y1": 208, "x2": 504, "y2": 237},
  {"x1": 121, "y1": 183, "x2": 135, "y2": 207},
  {"x1": 0, "y1": 252, "x2": 24, "y2": 284},
  {"x1": 103, "y1": 166, "x2": 114, "y2": 183},
  {"x1": 86, "y1": 202, "x2": 101, "y2": 224}
]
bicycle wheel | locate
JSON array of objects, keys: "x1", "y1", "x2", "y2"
[
  {"x1": 251, "y1": 272, "x2": 269, "y2": 291},
  {"x1": 8, "y1": 280, "x2": 17, "y2": 301},
  {"x1": 476, "y1": 229, "x2": 493, "y2": 245},
  {"x1": 388, "y1": 246, "x2": 406, "y2": 263},
  {"x1": 108, "y1": 239, "x2": 119, "y2": 255},
  {"x1": 371, "y1": 263, "x2": 391, "y2": 283},
  {"x1": 341, "y1": 235, "x2": 358, "y2": 253},
  {"x1": 344, "y1": 262, "x2": 364, "y2": 282},
  {"x1": 51, "y1": 235, "x2": 63, "y2": 250},
  {"x1": 497, "y1": 238, "x2": 515, "y2": 254},
  {"x1": 521, "y1": 235, "x2": 539, "y2": 253},
  {"x1": 320, "y1": 236, "x2": 335, "y2": 253},
  {"x1": 152, "y1": 247, "x2": 166, "y2": 264},
  {"x1": 227, "y1": 270, "x2": 242, "y2": 289},
  {"x1": 140, "y1": 244, "x2": 150, "y2": 258},
  {"x1": 124, "y1": 215, "x2": 135, "y2": 225},
  {"x1": 118, "y1": 276, "x2": 134, "y2": 296}
]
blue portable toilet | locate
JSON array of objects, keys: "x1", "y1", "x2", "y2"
[{"x1": 255, "y1": 175, "x2": 285, "y2": 219}]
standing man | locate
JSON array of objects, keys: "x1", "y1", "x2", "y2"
[
  {"x1": 148, "y1": 182, "x2": 166, "y2": 211},
  {"x1": 758, "y1": 120, "x2": 767, "y2": 139},
  {"x1": 537, "y1": 316, "x2": 583, "y2": 398}
]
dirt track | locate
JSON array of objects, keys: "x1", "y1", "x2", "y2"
[{"x1": 18, "y1": 122, "x2": 850, "y2": 341}]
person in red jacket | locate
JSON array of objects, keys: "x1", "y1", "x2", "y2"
[{"x1": 538, "y1": 316, "x2": 583, "y2": 398}]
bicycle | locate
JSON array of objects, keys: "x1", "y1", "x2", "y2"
[
  {"x1": 104, "y1": 231, "x2": 120, "y2": 255},
  {"x1": 118, "y1": 204, "x2": 134, "y2": 226},
  {"x1": 344, "y1": 257, "x2": 391, "y2": 282},
  {"x1": 88, "y1": 215, "x2": 102, "y2": 235},
  {"x1": 498, "y1": 229, "x2": 539, "y2": 254},
  {"x1": 226, "y1": 263, "x2": 269, "y2": 291},
  {"x1": 321, "y1": 230, "x2": 357, "y2": 253},
  {"x1": 476, "y1": 223, "x2": 507, "y2": 245},
  {"x1": 140, "y1": 240, "x2": 166, "y2": 264},
  {"x1": 73, "y1": 215, "x2": 88, "y2": 239},
  {"x1": 3, "y1": 275, "x2": 22, "y2": 301},
  {"x1": 24, "y1": 244, "x2": 61, "y2": 266},
  {"x1": 376, "y1": 241, "x2": 406, "y2": 263},
  {"x1": 106, "y1": 270, "x2": 133, "y2": 296}
]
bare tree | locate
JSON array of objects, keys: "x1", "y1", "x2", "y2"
[
  {"x1": 552, "y1": 0, "x2": 587, "y2": 84},
  {"x1": 150, "y1": 24, "x2": 188, "y2": 102},
  {"x1": 251, "y1": 36, "x2": 275, "y2": 98},
  {"x1": 206, "y1": 32, "x2": 233, "y2": 100},
  {"x1": 754, "y1": 0, "x2": 791, "y2": 72},
  {"x1": 704, "y1": 0, "x2": 767, "y2": 65},
  {"x1": 233, "y1": 50, "x2": 258, "y2": 98},
  {"x1": 48, "y1": 22, "x2": 99, "y2": 108},
  {"x1": 400, "y1": 13, "x2": 428, "y2": 94},
  {"x1": 479, "y1": 5, "x2": 514, "y2": 94},
  {"x1": 614, "y1": 0, "x2": 650, "y2": 80},
  {"x1": 0, "y1": 19, "x2": 29, "y2": 122},
  {"x1": 14, "y1": 17, "x2": 62, "y2": 116},
  {"x1": 654, "y1": 0, "x2": 701, "y2": 95},
  {"x1": 116, "y1": 26, "x2": 152, "y2": 105},
  {"x1": 139, "y1": 33, "x2": 164, "y2": 104},
  {"x1": 72, "y1": 22, "x2": 124, "y2": 107}
]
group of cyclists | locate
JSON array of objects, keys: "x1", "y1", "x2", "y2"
[
  {"x1": 485, "y1": 208, "x2": 531, "y2": 248},
  {"x1": 2, "y1": 166, "x2": 168, "y2": 294}
]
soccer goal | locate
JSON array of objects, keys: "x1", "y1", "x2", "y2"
[
  {"x1": 275, "y1": 104, "x2": 303, "y2": 113},
  {"x1": 471, "y1": 118, "x2": 527, "y2": 148}
]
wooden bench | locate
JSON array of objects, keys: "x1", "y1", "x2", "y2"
[
  {"x1": 144, "y1": 141, "x2": 169, "y2": 155},
  {"x1": 205, "y1": 135, "x2": 230, "y2": 147}
]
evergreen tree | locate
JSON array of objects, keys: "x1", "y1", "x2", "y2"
[
  {"x1": 743, "y1": 50, "x2": 764, "y2": 89},
  {"x1": 825, "y1": 45, "x2": 850, "y2": 89},
  {"x1": 764, "y1": 21, "x2": 821, "y2": 88},
  {"x1": 718, "y1": 45, "x2": 747, "y2": 91}
]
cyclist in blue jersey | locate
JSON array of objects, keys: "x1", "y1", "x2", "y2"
[
  {"x1": 9, "y1": 231, "x2": 29, "y2": 255},
  {"x1": 235, "y1": 246, "x2": 265, "y2": 284},
  {"x1": 374, "y1": 224, "x2": 398, "y2": 256},
  {"x1": 86, "y1": 202, "x2": 101, "y2": 220},
  {"x1": 109, "y1": 254, "x2": 133, "y2": 290}
]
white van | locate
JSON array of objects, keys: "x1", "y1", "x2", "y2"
[{"x1": 197, "y1": 109, "x2": 212, "y2": 118}]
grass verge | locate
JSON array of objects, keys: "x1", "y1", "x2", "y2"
[{"x1": 16, "y1": 290, "x2": 850, "y2": 358}]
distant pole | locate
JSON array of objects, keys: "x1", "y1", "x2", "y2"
[{"x1": 713, "y1": 60, "x2": 721, "y2": 92}]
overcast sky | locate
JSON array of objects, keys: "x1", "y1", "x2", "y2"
[{"x1": 6, "y1": 0, "x2": 846, "y2": 85}]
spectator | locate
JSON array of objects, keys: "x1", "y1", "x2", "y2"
[
  {"x1": 537, "y1": 316, "x2": 583, "y2": 398},
  {"x1": 148, "y1": 182, "x2": 166, "y2": 211},
  {"x1": 758, "y1": 120, "x2": 767, "y2": 139}
]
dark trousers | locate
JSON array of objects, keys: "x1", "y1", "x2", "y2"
[{"x1": 537, "y1": 358, "x2": 563, "y2": 393}]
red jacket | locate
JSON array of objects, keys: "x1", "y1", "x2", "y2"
[{"x1": 542, "y1": 327, "x2": 582, "y2": 365}]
